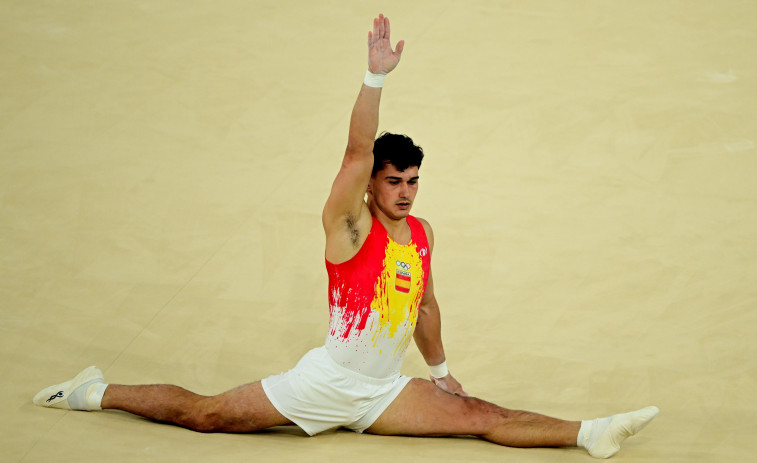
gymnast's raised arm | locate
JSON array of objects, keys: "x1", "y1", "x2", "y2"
[{"x1": 322, "y1": 14, "x2": 405, "y2": 264}]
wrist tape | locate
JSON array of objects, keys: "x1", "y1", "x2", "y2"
[
  {"x1": 429, "y1": 361, "x2": 449, "y2": 379},
  {"x1": 363, "y1": 70, "x2": 386, "y2": 88}
]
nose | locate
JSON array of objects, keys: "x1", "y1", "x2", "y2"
[{"x1": 399, "y1": 181, "x2": 409, "y2": 197}]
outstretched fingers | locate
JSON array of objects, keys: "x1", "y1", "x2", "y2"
[
  {"x1": 371, "y1": 14, "x2": 391, "y2": 42},
  {"x1": 366, "y1": 14, "x2": 404, "y2": 74},
  {"x1": 372, "y1": 15, "x2": 380, "y2": 44},
  {"x1": 383, "y1": 16, "x2": 404, "y2": 57}
]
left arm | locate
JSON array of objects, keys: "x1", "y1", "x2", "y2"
[{"x1": 413, "y1": 219, "x2": 468, "y2": 396}]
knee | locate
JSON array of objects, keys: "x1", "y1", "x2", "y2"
[
  {"x1": 190, "y1": 415, "x2": 221, "y2": 433},
  {"x1": 184, "y1": 402, "x2": 224, "y2": 433},
  {"x1": 460, "y1": 398, "x2": 519, "y2": 432}
]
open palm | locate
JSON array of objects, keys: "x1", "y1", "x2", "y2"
[{"x1": 368, "y1": 14, "x2": 405, "y2": 74}]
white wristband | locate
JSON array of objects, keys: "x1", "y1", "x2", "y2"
[
  {"x1": 363, "y1": 70, "x2": 386, "y2": 88},
  {"x1": 429, "y1": 361, "x2": 449, "y2": 379}
]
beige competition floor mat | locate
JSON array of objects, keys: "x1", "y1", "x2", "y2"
[{"x1": 2, "y1": 1, "x2": 755, "y2": 461}]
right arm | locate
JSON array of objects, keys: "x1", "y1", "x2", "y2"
[
  {"x1": 322, "y1": 14, "x2": 405, "y2": 262},
  {"x1": 321, "y1": 84, "x2": 381, "y2": 243}
]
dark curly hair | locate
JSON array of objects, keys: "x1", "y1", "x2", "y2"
[{"x1": 371, "y1": 132, "x2": 424, "y2": 177}]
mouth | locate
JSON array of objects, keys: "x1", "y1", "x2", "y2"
[{"x1": 396, "y1": 201, "x2": 411, "y2": 210}]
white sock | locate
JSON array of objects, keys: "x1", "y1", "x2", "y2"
[
  {"x1": 67, "y1": 381, "x2": 107, "y2": 411},
  {"x1": 577, "y1": 417, "x2": 612, "y2": 448},
  {"x1": 581, "y1": 406, "x2": 659, "y2": 459},
  {"x1": 87, "y1": 383, "x2": 108, "y2": 410}
]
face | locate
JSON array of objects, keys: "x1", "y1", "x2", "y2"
[{"x1": 368, "y1": 164, "x2": 420, "y2": 220}]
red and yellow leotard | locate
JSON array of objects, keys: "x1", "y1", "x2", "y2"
[{"x1": 325, "y1": 215, "x2": 431, "y2": 378}]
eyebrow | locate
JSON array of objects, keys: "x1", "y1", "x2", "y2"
[{"x1": 386, "y1": 176, "x2": 420, "y2": 181}]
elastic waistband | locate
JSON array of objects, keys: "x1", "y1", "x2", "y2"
[{"x1": 313, "y1": 346, "x2": 400, "y2": 386}]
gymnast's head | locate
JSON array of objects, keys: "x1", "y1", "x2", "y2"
[
  {"x1": 371, "y1": 132, "x2": 424, "y2": 177},
  {"x1": 367, "y1": 132, "x2": 424, "y2": 219}
]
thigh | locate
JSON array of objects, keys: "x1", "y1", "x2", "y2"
[
  {"x1": 365, "y1": 378, "x2": 501, "y2": 437},
  {"x1": 204, "y1": 381, "x2": 292, "y2": 432}
]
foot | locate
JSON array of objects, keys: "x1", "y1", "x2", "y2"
[
  {"x1": 33, "y1": 366, "x2": 105, "y2": 411},
  {"x1": 588, "y1": 406, "x2": 659, "y2": 459}
]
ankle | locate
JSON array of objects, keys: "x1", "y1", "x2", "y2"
[
  {"x1": 577, "y1": 417, "x2": 612, "y2": 449},
  {"x1": 87, "y1": 383, "x2": 108, "y2": 410}
]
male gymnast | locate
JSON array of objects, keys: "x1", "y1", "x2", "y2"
[{"x1": 34, "y1": 14, "x2": 658, "y2": 459}]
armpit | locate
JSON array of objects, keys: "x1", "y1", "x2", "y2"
[{"x1": 345, "y1": 213, "x2": 360, "y2": 248}]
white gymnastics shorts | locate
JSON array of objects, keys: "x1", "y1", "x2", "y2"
[{"x1": 261, "y1": 346, "x2": 412, "y2": 436}]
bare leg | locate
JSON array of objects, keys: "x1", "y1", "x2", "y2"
[
  {"x1": 367, "y1": 378, "x2": 578, "y2": 447},
  {"x1": 102, "y1": 381, "x2": 291, "y2": 433}
]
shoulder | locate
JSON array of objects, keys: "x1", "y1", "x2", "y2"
[
  {"x1": 324, "y1": 202, "x2": 374, "y2": 264},
  {"x1": 413, "y1": 216, "x2": 432, "y2": 234},
  {"x1": 412, "y1": 216, "x2": 434, "y2": 252}
]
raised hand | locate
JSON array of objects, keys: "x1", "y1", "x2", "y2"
[{"x1": 367, "y1": 14, "x2": 405, "y2": 74}]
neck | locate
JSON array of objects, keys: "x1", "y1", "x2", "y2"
[{"x1": 368, "y1": 201, "x2": 411, "y2": 244}]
